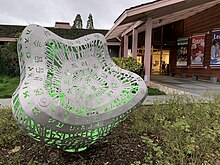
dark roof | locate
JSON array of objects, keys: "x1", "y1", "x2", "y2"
[
  {"x1": 55, "y1": 22, "x2": 70, "y2": 25},
  {"x1": 114, "y1": 0, "x2": 160, "y2": 23},
  {"x1": 126, "y1": 0, "x2": 161, "y2": 11},
  {"x1": 0, "y1": 24, "x2": 120, "y2": 42},
  {"x1": 48, "y1": 27, "x2": 109, "y2": 39}
]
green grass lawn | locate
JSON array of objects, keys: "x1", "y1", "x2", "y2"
[
  {"x1": 1, "y1": 95, "x2": 220, "y2": 164},
  {"x1": 0, "y1": 76, "x2": 19, "y2": 98}
]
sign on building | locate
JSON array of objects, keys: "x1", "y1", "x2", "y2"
[
  {"x1": 177, "y1": 38, "x2": 188, "y2": 66},
  {"x1": 190, "y1": 34, "x2": 205, "y2": 66},
  {"x1": 211, "y1": 29, "x2": 220, "y2": 66}
]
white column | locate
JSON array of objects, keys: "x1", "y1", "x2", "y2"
[
  {"x1": 123, "y1": 35, "x2": 128, "y2": 57},
  {"x1": 144, "y1": 16, "x2": 152, "y2": 87},
  {"x1": 132, "y1": 28, "x2": 138, "y2": 59}
]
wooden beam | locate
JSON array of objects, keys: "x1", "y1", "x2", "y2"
[
  {"x1": 121, "y1": 20, "x2": 144, "y2": 37},
  {"x1": 107, "y1": 42, "x2": 121, "y2": 46},
  {"x1": 105, "y1": 13, "x2": 128, "y2": 39},
  {"x1": 0, "y1": 37, "x2": 17, "y2": 42},
  {"x1": 106, "y1": 23, "x2": 134, "y2": 39}
]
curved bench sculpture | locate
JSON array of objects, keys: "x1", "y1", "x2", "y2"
[{"x1": 12, "y1": 24, "x2": 147, "y2": 152}]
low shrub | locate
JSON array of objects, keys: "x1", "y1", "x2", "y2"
[{"x1": 112, "y1": 57, "x2": 143, "y2": 77}]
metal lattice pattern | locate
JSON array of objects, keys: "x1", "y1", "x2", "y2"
[{"x1": 12, "y1": 24, "x2": 147, "y2": 152}]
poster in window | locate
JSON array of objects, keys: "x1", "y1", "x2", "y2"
[
  {"x1": 177, "y1": 38, "x2": 188, "y2": 66},
  {"x1": 190, "y1": 35, "x2": 205, "y2": 66},
  {"x1": 210, "y1": 30, "x2": 220, "y2": 66}
]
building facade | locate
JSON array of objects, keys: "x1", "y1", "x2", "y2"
[
  {"x1": 176, "y1": 4, "x2": 220, "y2": 79},
  {"x1": 106, "y1": 0, "x2": 220, "y2": 85}
]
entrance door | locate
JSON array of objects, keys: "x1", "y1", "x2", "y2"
[{"x1": 152, "y1": 49, "x2": 170, "y2": 75}]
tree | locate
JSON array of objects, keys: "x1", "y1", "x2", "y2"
[
  {"x1": 0, "y1": 32, "x2": 21, "y2": 76},
  {"x1": 86, "y1": 14, "x2": 94, "y2": 29},
  {"x1": 72, "y1": 14, "x2": 83, "y2": 29},
  {"x1": 0, "y1": 41, "x2": 19, "y2": 76}
]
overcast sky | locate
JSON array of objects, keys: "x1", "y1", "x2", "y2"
[{"x1": 0, "y1": 0, "x2": 155, "y2": 30}]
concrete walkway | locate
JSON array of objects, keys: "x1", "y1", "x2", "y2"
[
  {"x1": 1, "y1": 75, "x2": 219, "y2": 108},
  {"x1": 0, "y1": 98, "x2": 11, "y2": 109},
  {"x1": 151, "y1": 75, "x2": 220, "y2": 96},
  {"x1": 142, "y1": 75, "x2": 220, "y2": 105}
]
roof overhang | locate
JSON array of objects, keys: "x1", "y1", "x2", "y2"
[
  {"x1": 0, "y1": 37, "x2": 17, "y2": 42},
  {"x1": 107, "y1": 42, "x2": 121, "y2": 46},
  {"x1": 106, "y1": 0, "x2": 220, "y2": 39}
]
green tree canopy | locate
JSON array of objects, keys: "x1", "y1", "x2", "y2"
[
  {"x1": 0, "y1": 41, "x2": 19, "y2": 76},
  {"x1": 86, "y1": 13, "x2": 94, "y2": 29},
  {"x1": 72, "y1": 14, "x2": 83, "y2": 29}
]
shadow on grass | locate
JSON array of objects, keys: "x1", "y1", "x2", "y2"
[
  {"x1": 0, "y1": 108, "x2": 147, "y2": 165},
  {"x1": 148, "y1": 87, "x2": 166, "y2": 96}
]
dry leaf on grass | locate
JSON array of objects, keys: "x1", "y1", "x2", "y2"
[{"x1": 8, "y1": 146, "x2": 21, "y2": 154}]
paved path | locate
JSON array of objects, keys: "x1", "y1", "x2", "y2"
[
  {"x1": 151, "y1": 75, "x2": 220, "y2": 96},
  {"x1": 0, "y1": 98, "x2": 11, "y2": 109}
]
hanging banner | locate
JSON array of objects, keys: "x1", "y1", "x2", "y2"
[
  {"x1": 190, "y1": 34, "x2": 205, "y2": 66},
  {"x1": 210, "y1": 30, "x2": 220, "y2": 66},
  {"x1": 177, "y1": 38, "x2": 188, "y2": 66}
]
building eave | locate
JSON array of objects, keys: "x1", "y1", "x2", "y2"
[{"x1": 106, "y1": 0, "x2": 220, "y2": 39}]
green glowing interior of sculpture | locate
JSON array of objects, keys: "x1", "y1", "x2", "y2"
[{"x1": 11, "y1": 24, "x2": 147, "y2": 152}]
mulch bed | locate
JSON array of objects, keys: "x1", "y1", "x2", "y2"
[{"x1": 0, "y1": 117, "x2": 147, "y2": 165}]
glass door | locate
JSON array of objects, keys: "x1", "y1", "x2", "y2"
[
  {"x1": 152, "y1": 49, "x2": 170, "y2": 75},
  {"x1": 152, "y1": 49, "x2": 161, "y2": 74}
]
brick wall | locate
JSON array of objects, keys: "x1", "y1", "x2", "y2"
[{"x1": 174, "y1": 4, "x2": 220, "y2": 80}]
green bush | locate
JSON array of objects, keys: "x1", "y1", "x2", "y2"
[
  {"x1": 0, "y1": 42, "x2": 19, "y2": 77},
  {"x1": 0, "y1": 33, "x2": 20, "y2": 77},
  {"x1": 112, "y1": 57, "x2": 143, "y2": 76}
]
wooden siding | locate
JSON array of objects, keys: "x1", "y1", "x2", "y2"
[{"x1": 172, "y1": 4, "x2": 220, "y2": 81}]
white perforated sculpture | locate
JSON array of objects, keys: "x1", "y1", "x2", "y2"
[{"x1": 12, "y1": 24, "x2": 147, "y2": 152}]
